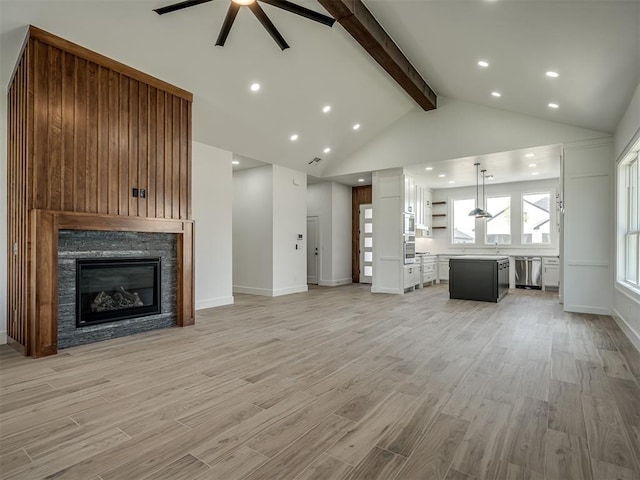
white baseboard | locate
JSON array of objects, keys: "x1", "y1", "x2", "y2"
[
  {"x1": 196, "y1": 296, "x2": 234, "y2": 311},
  {"x1": 564, "y1": 304, "x2": 611, "y2": 315},
  {"x1": 371, "y1": 286, "x2": 403, "y2": 295},
  {"x1": 612, "y1": 307, "x2": 640, "y2": 353},
  {"x1": 233, "y1": 286, "x2": 274, "y2": 296},
  {"x1": 318, "y1": 278, "x2": 352, "y2": 287},
  {"x1": 0, "y1": 331, "x2": 6, "y2": 345},
  {"x1": 272, "y1": 285, "x2": 308, "y2": 297},
  {"x1": 233, "y1": 285, "x2": 308, "y2": 297}
]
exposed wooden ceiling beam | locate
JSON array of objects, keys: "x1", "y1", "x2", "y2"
[{"x1": 317, "y1": 0, "x2": 437, "y2": 111}]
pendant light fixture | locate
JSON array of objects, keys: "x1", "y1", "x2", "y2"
[
  {"x1": 478, "y1": 169, "x2": 493, "y2": 218},
  {"x1": 468, "y1": 162, "x2": 485, "y2": 217}
]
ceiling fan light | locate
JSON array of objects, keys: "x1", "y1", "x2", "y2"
[
  {"x1": 468, "y1": 207, "x2": 485, "y2": 217},
  {"x1": 232, "y1": 0, "x2": 255, "y2": 5}
]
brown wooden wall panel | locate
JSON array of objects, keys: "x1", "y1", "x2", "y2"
[
  {"x1": 24, "y1": 35, "x2": 191, "y2": 219},
  {"x1": 351, "y1": 185, "x2": 372, "y2": 284},
  {"x1": 6, "y1": 26, "x2": 194, "y2": 355},
  {"x1": 6, "y1": 43, "x2": 30, "y2": 354}
]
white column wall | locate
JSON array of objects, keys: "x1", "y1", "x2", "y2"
[
  {"x1": 372, "y1": 169, "x2": 403, "y2": 294},
  {"x1": 306, "y1": 182, "x2": 352, "y2": 287},
  {"x1": 272, "y1": 165, "x2": 307, "y2": 296},
  {"x1": 233, "y1": 166, "x2": 274, "y2": 295},
  {"x1": 192, "y1": 142, "x2": 234, "y2": 310},
  {"x1": 331, "y1": 182, "x2": 352, "y2": 286},
  {"x1": 563, "y1": 139, "x2": 614, "y2": 315},
  {"x1": 307, "y1": 183, "x2": 333, "y2": 284}
]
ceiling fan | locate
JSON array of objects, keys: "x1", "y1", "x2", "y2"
[{"x1": 153, "y1": 0, "x2": 335, "y2": 50}]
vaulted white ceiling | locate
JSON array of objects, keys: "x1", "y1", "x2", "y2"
[{"x1": 1, "y1": 0, "x2": 638, "y2": 184}]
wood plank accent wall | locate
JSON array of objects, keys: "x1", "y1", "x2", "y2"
[
  {"x1": 351, "y1": 185, "x2": 372, "y2": 284},
  {"x1": 6, "y1": 26, "x2": 195, "y2": 356}
]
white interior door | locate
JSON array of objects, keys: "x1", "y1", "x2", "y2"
[
  {"x1": 360, "y1": 204, "x2": 373, "y2": 284},
  {"x1": 307, "y1": 216, "x2": 319, "y2": 284}
]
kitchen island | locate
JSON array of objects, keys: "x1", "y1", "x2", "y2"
[{"x1": 449, "y1": 256, "x2": 510, "y2": 302}]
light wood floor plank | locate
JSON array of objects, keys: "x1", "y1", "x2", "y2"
[
  {"x1": 544, "y1": 429, "x2": 593, "y2": 480},
  {"x1": 0, "y1": 285, "x2": 638, "y2": 480}
]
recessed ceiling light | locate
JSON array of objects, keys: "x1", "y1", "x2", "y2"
[
  {"x1": 529, "y1": 163, "x2": 537, "y2": 167},
  {"x1": 290, "y1": 134, "x2": 298, "y2": 141},
  {"x1": 525, "y1": 153, "x2": 535, "y2": 158},
  {"x1": 358, "y1": 178, "x2": 365, "y2": 183},
  {"x1": 425, "y1": 167, "x2": 433, "y2": 171},
  {"x1": 546, "y1": 71, "x2": 559, "y2": 78},
  {"x1": 322, "y1": 105, "x2": 331, "y2": 113},
  {"x1": 477, "y1": 60, "x2": 489, "y2": 68},
  {"x1": 491, "y1": 91, "x2": 501, "y2": 98},
  {"x1": 548, "y1": 103, "x2": 559, "y2": 109},
  {"x1": 448, "y1": 180, "x2": 455, "y2": 184},
  {"x1": 323, "y1": 147, "x2": 331, "y2": 154},
  {"x1": 250, "y1": 83, "x2": 260, "y2": 92},
  {"x1": 438, "y1": 174, "x2": 446, "y2": 178},
  {"x1": 532, "y1": 172, "x2": 540, "y2": 176},
  {"x1": 353, "y1": 123, "x2": 361, "y2": 130},
  {"x1": 232, "y1": 160, "x2": 240, "y2": 165}
]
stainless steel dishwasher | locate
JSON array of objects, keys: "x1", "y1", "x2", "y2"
[{"x1": 515, "y1": 256, "x2": 542, "y2": 289}]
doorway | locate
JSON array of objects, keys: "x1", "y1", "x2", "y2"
[
  {"x1": 359, "y1": 204, "x2": 373, "y2": 284},
  {"x1": 307, "y1": 216, "x2": 319, "y2": 284}
]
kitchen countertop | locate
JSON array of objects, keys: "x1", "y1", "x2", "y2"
[{"x1": 450, "y1": 255, "x2": 510, "y2": 261}]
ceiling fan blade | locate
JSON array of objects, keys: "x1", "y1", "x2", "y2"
[
  {"x1": 215, "y1": 2, "x2": 241, "y2": 46},
  {"x1": 248, "y1": 2, "x2": 290, "y2": 50},
  {"x1": 153, "y1": 0, "x2": 214, "y2": 15},
  {"x1": 259, "y1": 0, "x2": 335, "y2": 27}
]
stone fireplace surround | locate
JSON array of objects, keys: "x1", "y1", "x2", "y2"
[
  {"x1": 26, "y1": 210, "x2": 194, "y2": 357},
  {"x1": 57, "y1": 230, "x2": 177, "y2": 349}
]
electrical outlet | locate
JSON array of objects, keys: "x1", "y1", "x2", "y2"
[
  {"x1": 132, "y1": 188, "x2": 139, "y2": 198},
  {"x1": 140, "y1": 189, "x2": 146, "y2": 198},
  {"x1": 12, "y1": 242, "x2": 18, "y2": 256}
]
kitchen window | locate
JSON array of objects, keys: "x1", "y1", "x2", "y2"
[
  {"x1": 485, "y1": 196, "x2": 511, "y2": 244},
  {"x1": 522, "y1": 192, "x2": 552, "y2": 244},
  {"x1": 620, "y1": 154, "x2": 640, "y2": 288},
  {"x1": 452, "y1": 198, "x2": 476, "y2": 244}
]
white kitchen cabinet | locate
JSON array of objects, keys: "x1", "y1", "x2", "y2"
[
  {"x1": 543, "y1": 257, "x2": 560, "y2": 290},
  {"x1": 423, "y1": 189, "x2": 432, "y2": 237},
  {"x1": 404, "y1": 265, "x2": 419, "y2": 290},
  {"x1": 416, "y1": 186, "x2": 424, "y2": 228},
  {"x1": 422, "y1": 256, "x2": 437, "y2": 285},
  {"x1": 403, "y1": 175, "x2": 416, "y2": 214},
  {"x1": 438, "y1": 256, "x2": 450, "y2": 283},
  {"x1": 415, "y1": 185, "x2": 432, "y2": 237}
]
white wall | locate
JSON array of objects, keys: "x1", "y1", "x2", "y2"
[
  {"x1": 233, "y1": 166, "x2": 273, "y2": 295},
  {"x1": 323, "y1": 97, "x2": 610, "y2": 177},
  {"x1": 563, "y1": 139, "x2": 614, "y2": 315},
  {"x1": 614, "y1": 82, "x2": 640, "y2": 161},
  {"x1": 613, "y1": 82, "x2": 640, "y2": 349},
  {"x1": 306, "y1": 182, "x2": 352, "y2": 286},
  {"x1": 307, "y1": 183, "x2": 333, "y2": 284},
  {"x1": 0, "y1": 87, "x2": 6, "y2": 344},
  {"x1": 331, "y1": 183, "x2": 352, "y2": 285},
  {"x1": 428, "y1": 178, "x2": 561, "y2": 255},
  {"x1": 192, "y1": 142, "x2": 234, "y2": 310},
  {"x1": 272, "y1": 165, "x2": 308, "y2": 296}
]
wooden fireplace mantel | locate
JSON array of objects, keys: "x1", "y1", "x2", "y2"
[{"x1": 28, "y1": 210, "x2": 194, "y2": 357}]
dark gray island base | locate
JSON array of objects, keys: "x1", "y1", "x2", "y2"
[{"x1": 449, "y1": 256, "x2": 510, "y2": 302}]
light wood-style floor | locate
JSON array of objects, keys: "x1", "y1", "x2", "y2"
[{"x1": 1, "y1": 284, "x2": 640, "y2": 480}]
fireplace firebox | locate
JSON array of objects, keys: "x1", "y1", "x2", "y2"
[{"x1": 76, "y1": 258, "x2": 161, "y2": 327}]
